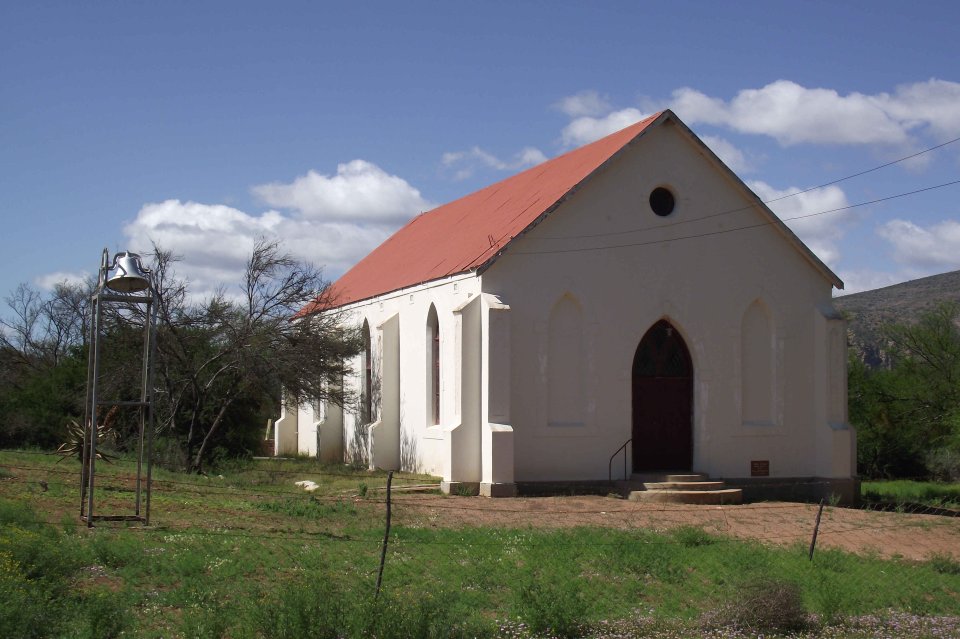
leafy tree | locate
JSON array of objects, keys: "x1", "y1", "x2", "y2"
[{"x1": 849, "y1": 302, "x2": 960, "y2": 479}]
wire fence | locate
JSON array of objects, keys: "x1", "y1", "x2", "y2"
[{"x1": 2, "y1": 456, "x2": 959, "y2": 635}]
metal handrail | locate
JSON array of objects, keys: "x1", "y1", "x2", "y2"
[{"x1": 608, "y1": 438, "x2": 632, "y2": 482}]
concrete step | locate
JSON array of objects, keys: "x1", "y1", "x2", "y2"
[
  {"x1": 642, "y1": 481, "x2": 728, "y2": 491},
  {"x1": 628, "y1": 488, "x2": 743, "y2": 505},
  {"x1": 630, "y1": 473, "x2": 710, "y2": 483}
]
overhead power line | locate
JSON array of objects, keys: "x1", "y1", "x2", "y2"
[
  {"x1": 762, "y1": 134, "x2": 960, "y2": 204},
  {"x1": 533, "y1": 134, "x2": 960, "y2": 242},
  {"x1": 512, "y1": 178, "x2": 960, "y2": 257}
]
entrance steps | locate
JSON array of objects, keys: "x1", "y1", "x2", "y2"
[{"x1": 616, "y1": 472, "x2": 743, "y2": 505}]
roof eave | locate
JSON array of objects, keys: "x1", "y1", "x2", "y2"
[
  {"x1": 476, "y1": 111, "x2": 670, "y2": 276},
  {"x1": 666, "y1": 114, "x2": 844, "y2": 291}
]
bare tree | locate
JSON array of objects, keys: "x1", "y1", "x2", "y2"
[
  {"x1": 0, "y1": 280, "x2": 91, "y2": 368},
  {"x1": 151, "y1": 239, "x2": 361, "y2": 473},
  {"x1": 0, "y1": 240, "x2": 359, "y2": 468},
  {"x1": 0, "y1": 280, "x2": 91, "y2": 447}
]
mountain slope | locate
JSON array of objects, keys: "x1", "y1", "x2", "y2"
[{"x1": 834, "y1": 270, "x2": 960, "y2": 367}]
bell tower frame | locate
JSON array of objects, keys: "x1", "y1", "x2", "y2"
[{"x1": 80, "y1": 248, "x2": 158, "y2": 527}]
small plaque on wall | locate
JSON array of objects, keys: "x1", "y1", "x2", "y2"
[{"x1": 751, "y1": 460, "x2": 770, "y2": 477}]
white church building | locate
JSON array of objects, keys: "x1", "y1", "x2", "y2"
[{"x1": 275, "y1": 110, "x2": 856, "y2": 501}]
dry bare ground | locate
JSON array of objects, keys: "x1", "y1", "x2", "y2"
[{"x1": 390, "y1": 494, "x2": 960, "y2": 561}]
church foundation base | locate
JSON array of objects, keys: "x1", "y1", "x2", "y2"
[
  {"x1": 480, "y1": 482, "x2": 517, "y2": 498},
  {"x1": 724, "y1": 476, "x2": 860, "y2": 506},
  {"x1": 440, "y1": 481, "x2": 480, "y2": 496}
]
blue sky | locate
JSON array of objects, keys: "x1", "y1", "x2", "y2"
[{"x1": 2, "y1": 1, "x2": 959, "y2": 307}]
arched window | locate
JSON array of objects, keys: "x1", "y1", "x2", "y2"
[
  {"x1": 426, "y1": 304, "x2": 440, "y2": 425},
  {"x1": 361, "y1": 320, "x2": 372, "y2": 424},
  {"x1": 547, "y1": 295, "x2": 584, "y2": 427},
  {"x1": 741, "y1": 300, "x2": 774, "y2": 426}
]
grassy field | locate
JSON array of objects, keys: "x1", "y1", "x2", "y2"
[
  {"x1": 861, "y1": 479, "x2": 960, "y2": 509},
  {"x1": 1, "y1": 451, "x2": 959, "y2": 638}
]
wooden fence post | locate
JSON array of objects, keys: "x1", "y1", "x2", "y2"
[
  {"x1": 808, "y1": 498, "x2": 825, "y2": 561},
  {"x1": 375, "y1": 471, "x2": 394, "y2": 598}
]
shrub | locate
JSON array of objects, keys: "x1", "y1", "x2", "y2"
[
  {"x1": 512, "y1": 572, "x2": 588, "y2": 638},
  {"x1": 706, "y1": 577, "x2": 809, "y2": 634},
  {"x1": 927, "y1": 447, "x2": 960, "y2": 482},
  {"x1": 354, "y1": 590, "x2": 484, "y2": 639},
  {"x1": 928, "y1": 553, "x2": 960, "y2": 575},
  {"x1": 73, "y1": 589, "x2": 130, "y2": 639},
  {"x1": 0, "y1": 499, "x2": 131, "y2": 639},
  {"x1": 0, "y1": 549, "x2": 52, "y2": 639},
  {"x1": 672, "y1": 525, "x2": 717, "y2": 548},
  {"x1": 256, "y1": 578, "x2": 345, "y2": 639}
]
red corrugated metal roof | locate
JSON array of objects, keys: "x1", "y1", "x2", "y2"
[{"x1": 300, "y1": 112, "x2": 664, "y2": 315}]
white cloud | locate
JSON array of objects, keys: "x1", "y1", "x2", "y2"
[
  {"x1": 441, "y1": 145, "x2": 547, "y2": 180},
  {"x1": 667, "y1": 79, "x2": 960, "y2": 147},
  {"x1": 516, "y1": 147, "x2": 549, "y2": 166},
  {"x1": 560, "y1": 107, "x2": 649, "y2": 147},
  {"x1": 34, "y1": 271, "x2": 89, "y2": 290},
  {"x1": 878, "y1": 218, "x2": 960, "y2": 271},
  {"x1": 123, "y1": 200, "x2": 282, "y2": 297},
  {"x1": 834, "y1": 269, "x2": 903, "y2": 296},
  {"x1": 252, "y1": 159, "x2": 433, "y2": 223},
  {"x1": 749, "y1": 181, "x2": 851, "y2": 267},
  {"x1": 701, "y1": 135, "x2": 752, "y2": 173},
  {"x1": 553, "y1": 90, "x2": 611, "y2": 118},
  {"x1": 874, "y1": 79, "x2": 960, "y2": 141},
  {"x1": 123, "y1": 161, "x2": 431, "y2": 298}
]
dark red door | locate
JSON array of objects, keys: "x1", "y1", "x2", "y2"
[{"x1": 632, "y1": 320, "x2": 693, "y2": 472}]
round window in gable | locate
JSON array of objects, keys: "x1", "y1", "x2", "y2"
[{"x1": 649, "y1": 187, "x2": 675, "y2": 217}]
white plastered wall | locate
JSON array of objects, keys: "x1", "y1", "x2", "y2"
[
  {"x1": 274, "y1": 401, "x2": 298, "y2": 456},
  {"x1": 330, "y1": 274, "x2": 483, "y2": 477},
  {"x1": 480, "y1": 119, "x2": 853, "y2": 482},
  {"x1": 275, "y1": 393, "x2": 345, "y2": 460}
]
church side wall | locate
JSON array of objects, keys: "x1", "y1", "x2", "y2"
[
  {"x1": 481, "y1": 121, "x2": 843, "y2": 483},
  {"x1": 329, "y1": 274, "x2": 481, "y2": 477}
]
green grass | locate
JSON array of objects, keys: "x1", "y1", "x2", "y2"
[
  {"x1": 255, "y1": 495, "x2": 357, "y2": 519},
  {"x1": 1, "y1": 451, "x2": 959, "y2": 638},
  {"x1": 862, "y1": 479, "x2": 960, "y2": 508}
]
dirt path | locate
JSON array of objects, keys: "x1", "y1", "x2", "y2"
[{"x1": 391, "y1": 494, "x2": 960, "y2": 561}]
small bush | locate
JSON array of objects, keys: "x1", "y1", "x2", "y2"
[
  {"x1": 354, "y1": 590, "x2": 485, "y2": 639},
  {"x1": 89, "y1": 532, "x2": 142, "y2": 570},
  {"x1": 0, "y1": 498, "x2": 43, "y2": 529},
  {"x1": 152, "y1": 437, "x2": 190, "y2": 471},
  {"x1": 256, "y1": 578, "x2": 345, "y2": 639},
  {"x1": 513, "y1": 573, "x2": 588, "y2": 638},
  {"x1": 181, "y1": 604, "x2": 231, "y2": 639},
  {"x1": 928, "y1": 552, "x2": 960, "y2": 575},
  {"x1": 0, "y1": 500, "x2": 130, "y2": 639},
  {"x1": 672, "y1": 525, "x2": 717, "y2": 548},
  {"x1": 0, "y1": 549, "x2": 53, "y2": 639},
  {"x1": 1, "y1": 525, "x2": 86, "y2": 585},
  {"x1": 707, "y1": 577, "x2": 809, "y2": 634},
  {"x1": 811, "y1": 570, "x2": 846, "y2": 624},
  {"x1": 926, "y1": 448, "x2": 960, "y2": 482},
  {"x1": 73, "y1": 589, "x2": 130, "y2": 639}
]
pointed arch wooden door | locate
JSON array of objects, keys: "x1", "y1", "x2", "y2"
[{"x1": 632, "y1": 320, "x2": 693, "y2": 472}]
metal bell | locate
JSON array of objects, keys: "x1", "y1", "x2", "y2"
[{"x1": 106, "y1": 252, "x2": 151, "y2": 293}]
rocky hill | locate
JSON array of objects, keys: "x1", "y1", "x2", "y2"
[{"x1": 833, "y1": 270, "x2": 960, "y2": 368}]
